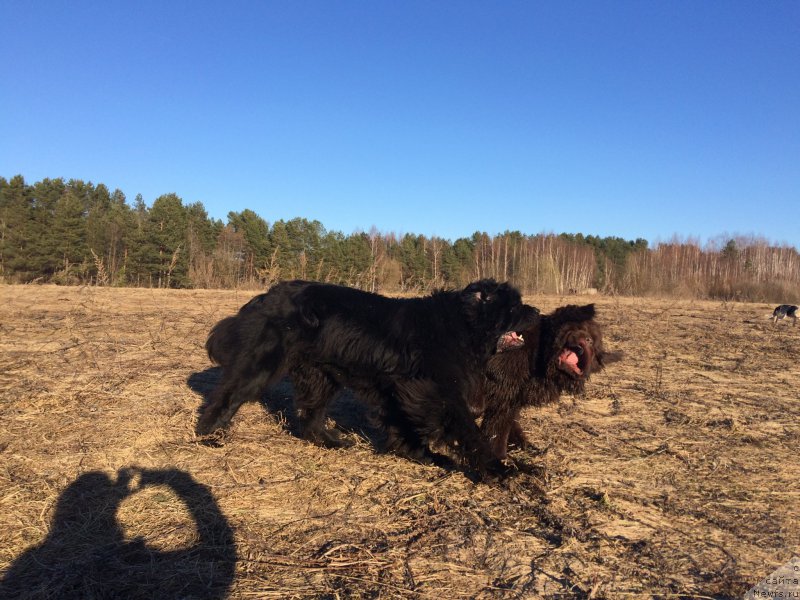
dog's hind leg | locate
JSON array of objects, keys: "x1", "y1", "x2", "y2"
[{"x1": 293, "y1": 367, "x2": 353, "y2": 448}]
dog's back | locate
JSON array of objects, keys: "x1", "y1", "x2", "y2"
[
  {"x1": 772, "y1": 304, "x2": 798, "y2": 325},
  {"x1": 206, "y1": 280, "x2": 316, "y2": 367}
]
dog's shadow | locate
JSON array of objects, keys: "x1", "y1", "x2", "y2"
[{"x1": 187, "y1": 368, "x2": 386, "y2": 448}]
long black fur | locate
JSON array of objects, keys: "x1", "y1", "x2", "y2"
[
  {"x1": 473, "y1": 304, "x2": 621, "y2": 461},
  {"x1": 197, "y1": 279, "x2": 538, "y2": 479}
]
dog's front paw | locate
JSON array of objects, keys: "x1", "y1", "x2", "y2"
[
  {"x1": 507, "y1": 423, "x2": 529, "y2": 450},
  {"x1": 508, "y1": 456, "x2": 545, "y2": 477},
  {"x1": 303, "y1": 428, "x2": 355, "y2": 449},
  {"x1": 479, "y1": 458, "x2": 517, "y2": 483},
  {"x1": 195, "y1": 416, "x2": 221, "y2": 436}
]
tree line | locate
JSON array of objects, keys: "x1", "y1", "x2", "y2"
[{"x1": 1, "y1": 175, "x2": 798, "y2": 303}]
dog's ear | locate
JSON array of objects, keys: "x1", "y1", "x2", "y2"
[
  {"x1": 550, "y1": 303, "x2": 595, "y2": 324},
  {"x1": 463, "y1": 279, "x2": 500, "y2": 303},
  {"x1": 298, "y1": 305, "x2": 319, "y2": 328}
]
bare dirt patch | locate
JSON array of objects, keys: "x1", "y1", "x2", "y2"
[{"x1": 0, "y1": 285, "x2": 797, "y2": 598}]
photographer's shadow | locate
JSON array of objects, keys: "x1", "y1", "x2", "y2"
[
  {"x1": 0, "y1": 468, "x2": 236, "y2": 599},
  {"x1": 188, "y1": 368, "x2": 385, "y2": 447}
]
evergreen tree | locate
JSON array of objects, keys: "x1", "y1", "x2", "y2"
[
  {"x1": 441, "y1": 237, "x2": 474, "y2": 286},
  {"x1": 394, "y1": 234, "x2": 429, "y2": 290},
  {"x1": 227, "y1": 209, "x2": 270, "y2": 275},
  {"x1": 106, "y1": 190, "x2": 136, "y2": 284},
  {"x1": 29, "y1": 178, "x2": 69, "y2": 276},
  {"x1": 50, "y1": 190, "x2": 88, "y2": 282},
  {"x1": 268, "y1": 218, "x2": 326, "y2": 280},
  {"x1": 0, "y1": 176, "x2": 35, "y2": 279},
  {"x1": 339, "y1": 232, "x2": 373, "y2": 285},
  {"x1": 134, "y1": 193, "x2": 188, "y2": 287},
  {"x1": 186, "y1": 202, "x2": 217, "y2": 254}
]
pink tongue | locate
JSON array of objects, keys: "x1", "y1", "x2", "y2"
[{"x1": 559, "y1": 348, "x2": 579, "y2": 369}]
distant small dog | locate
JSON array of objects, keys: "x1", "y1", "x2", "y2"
[
  {"x1": 772, "y1": 304, "x2": 798, "y2": 326},
  {"x1": 197, "y1": 279, "x2": 538, "y2": 480},
  {"x1": 472, "y1": 304, "x2": 621, "y2": 461}
]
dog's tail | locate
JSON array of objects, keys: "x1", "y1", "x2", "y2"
[{"x1": 206, "y1": 315, "x2": 239, "y2": 367}]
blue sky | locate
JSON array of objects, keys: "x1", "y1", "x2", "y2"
[{"x1": 2, "y1": 1, "x2": 798, "y2": 248}]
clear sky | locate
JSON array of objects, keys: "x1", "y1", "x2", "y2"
[{"x1": 2, "y1": 1, "x2": 798, "y2": 248}]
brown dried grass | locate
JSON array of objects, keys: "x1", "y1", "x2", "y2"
[{"x1": 0, "y1": 285, "x2": 798, "y2": 598}]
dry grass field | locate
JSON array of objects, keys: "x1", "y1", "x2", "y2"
[{"x1": 0, "y1": 284, "x2": 798, "y2": 599}]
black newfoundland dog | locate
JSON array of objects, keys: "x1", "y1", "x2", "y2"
[
  {"x1": 196, "y1": 279, "x2": 538, "y2": 479},
  {"x1": 473, "y1": 304, "x2": 621, "y2": 461}
]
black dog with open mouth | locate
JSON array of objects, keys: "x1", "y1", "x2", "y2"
[{"x1": 472, "y1": 304, "x2": 621, "y2": 462}]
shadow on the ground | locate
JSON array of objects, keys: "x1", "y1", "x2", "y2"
[{"x1": 0, "y1": 467, "x2": 236, "y2": 599}]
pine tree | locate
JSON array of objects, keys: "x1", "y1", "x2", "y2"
[
  {"x1": 227, "y1": 209, "x2": 270, "y2": 278},
  {"x1": 153, "y1": 193, "x2": 188, "y2": 287},
  {"x1": 50, "y1": 190, "x2": 88, "y2": 282},
  {"x1": 0, "y1": 176, "x2": 34, "y2": 279}
]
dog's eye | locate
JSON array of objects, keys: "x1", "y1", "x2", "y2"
[{"x1": 585, "y1": 337, "x2": 593, "y2": 346}]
